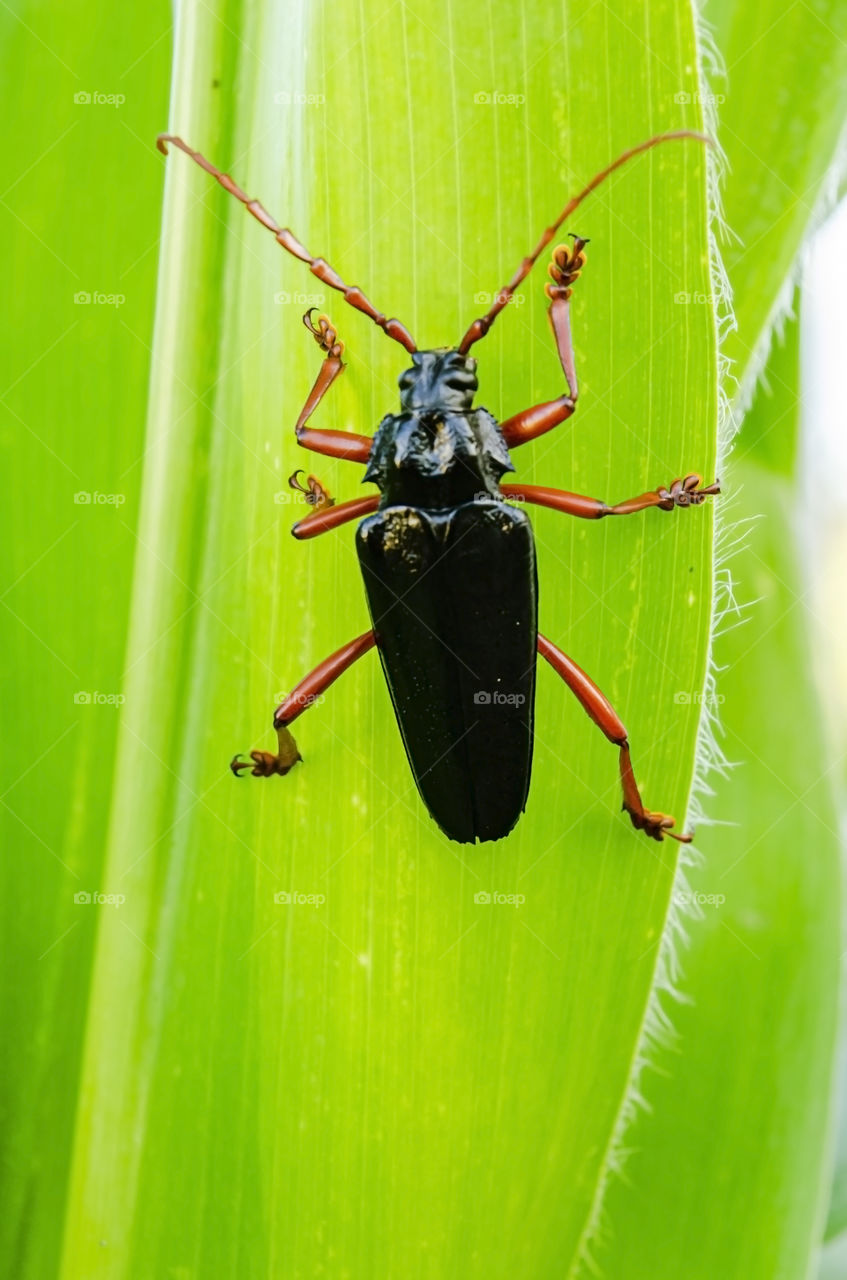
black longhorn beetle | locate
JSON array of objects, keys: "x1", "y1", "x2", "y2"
[{"x1": 157, "y1": 130, "x2": 719, "y2": 845}]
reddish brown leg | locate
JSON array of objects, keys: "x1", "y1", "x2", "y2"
[
  {"x1": 500, "y1": 238, "x2": 587, "y2": 449},
  {"x1": 500, "y1": 474, "x2": 720, "y2": 517},
  {"x1": 294, "y1": 311, "x2": 372, "y2": 462},
  {"x1": 500, "y1": 396, "x2": 577, "y2": 449},
  {"x1": 537, "y1": 633, "x2": 691, "y2": 843},
  {"x1": 231, "y1": 631, "x2": 376, "y2": 778},
  {"x1": 292, "y1": 493, "x2": 380, "y2": 540}
]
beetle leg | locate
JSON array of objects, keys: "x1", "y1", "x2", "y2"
[
  {"x1": 230, "y1": 725, "x2": 303, "y2": 778},
  {"x1": 500, "y1": 396, "x2": 577, "y2": 448},
  {"x1": 545, "y1": 235, "x2": 588, "y2": 398},
  {"x1": 608, "y1": 473, "x2": 721, "y2": 513},
  {"x1": 500, "y1": 237, "x2": 587, "y2": 449},
  {"x1": 292, "y1": 310, "x2": 374, "y2": 463},
  {"x1": 537, "y1": 633, "x2": 692, "y2": 843},
  {"x1": 292, "y1": 493, "x2": 380, "y2": 540},
  {"x1": 230, "y1": 631, "x2": 377, "y2": 778},
  {"x1": 499, "y1": 473, "x2": 720, "y2": 518}
]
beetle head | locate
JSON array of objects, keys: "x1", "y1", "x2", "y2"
[{"x1": 398, "y1": 349, "x2": 478, "y2": 412}]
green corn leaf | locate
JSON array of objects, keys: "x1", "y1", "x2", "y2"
[
  {"x1": 0, "y1": 5, "x2": 171, "y2": 1278},
  {"x1": 570, "y1": 0, "x2": 847, "y2": 1269},
  {"x1": 6, "y1": 1, "x2": 722, "y2": 1276},
  {"x1": 704, "y1": 0, "x2": 847, "y2": 403},
  {"x1": 582, "y1": 314, "x2": 843, "y2": 1279}
]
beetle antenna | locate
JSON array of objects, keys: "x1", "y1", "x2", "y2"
[
  {"x1": 157, "y1": 134, "x2": 418, "y2": 354},
  {"x1": 458, "y1": 130, "x2": 711, "y2": 354}
]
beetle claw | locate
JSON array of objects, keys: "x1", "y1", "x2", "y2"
[
  {"x1": 656, "y1": 474, "x2": 721, "y2": 510},
  {"x1": 288, "y1": 468, "x2": 336, "y2": 512},
  {"x1": 624, "y1": 802, "x2": 692, "y2": 843},
  {"x1": 303, "y1": 308, "x2": 344, "y2": 358},
  {"x1": 230, "y1": 750, "x2": 283, "y2": 777},
  {"x1": 230, "y1": 727, "x2": 302, "y2": 779}
]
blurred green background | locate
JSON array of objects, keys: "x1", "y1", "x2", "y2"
[{"x1": 2, "y1": 1, "x2": 845, "y2": 1276}]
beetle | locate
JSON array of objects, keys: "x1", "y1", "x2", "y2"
[{"x1": 157, "y1": 130, "x2": 719, "y2": 845}]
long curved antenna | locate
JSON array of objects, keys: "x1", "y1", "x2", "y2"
[
  {"x1": 458, "y1": 130, "x2": 711, "y2": 354},
  {"x1": 157, "y1": 134, "x2": 417, "y2": 354}
]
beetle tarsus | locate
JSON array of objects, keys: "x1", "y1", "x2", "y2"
[
  {"x1": 622, "y1": 801, "x2": 692, "y2": 844},
  {"x1": 230, "y1": 726, "x2": 302, "y2": 778},
  {"x1": 619, "y1": 742, "x2": 692, "y2": 843},
  {"x1": 545, "y1": 236, "x2": 589, "y2": 301},
  {"x1": 656, "y1": 473, "x2": 721, "y2": 511},
  {"x1": 303, "y1": 308, "x2": 344, "y2": 358},
  {"x1": 288, "y1": 468, "x2": 336, "y2": 512}
]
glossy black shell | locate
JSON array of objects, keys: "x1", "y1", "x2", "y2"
[{"x1": 356, "y1": 350, "x2": 537, "y2": 844}]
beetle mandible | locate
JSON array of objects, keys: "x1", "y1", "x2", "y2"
[{"x1": 157, "y1": 130, "x2": 719, "y2": 845}]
